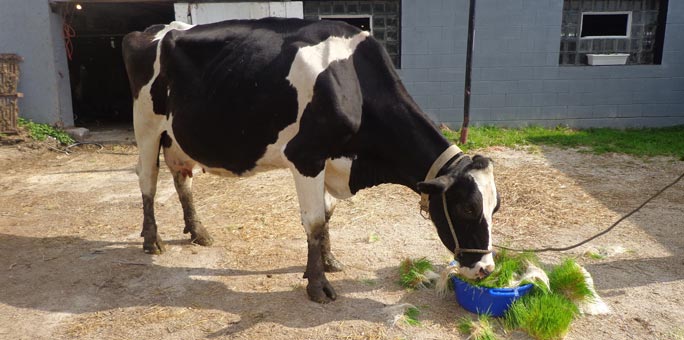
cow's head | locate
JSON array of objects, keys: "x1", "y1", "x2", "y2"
[{"x1": 417, "y1": 155, "x2": 500, "y2": 280}]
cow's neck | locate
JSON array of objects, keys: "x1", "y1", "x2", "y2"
[{"x1": 349, "y1": 100, "x2": 452, "y2": 193}]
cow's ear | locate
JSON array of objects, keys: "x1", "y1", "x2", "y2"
[{"x1": 417, "y1": 175, "x2": 456, "y2": 195}]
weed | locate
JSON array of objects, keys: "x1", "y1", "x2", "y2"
[
  {"x1": 367, "y1": 231, "x2": 380, "y2": 243},
  {"x1": 584, "y1": 251, "x2": 606, "y2": 260},
  {"x1": 398, "y1": 257, "x2": 435, "y2": 289},
  {"x1": 458, "y1": 315, "x2": 499, "y2": 340},
  {"x1": 359, "y1": 278, "x2": 377, "y2": 286},
  {"x1": 402, "y1": 306, "x2": 421, "y2": 326},
  {"x1": 18, "y1": 118, "x2": 74, "y2": 145}
]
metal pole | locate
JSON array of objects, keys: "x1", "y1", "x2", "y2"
[{"x1": 460, "y1": 0, "x2": 476, "y2": 145}]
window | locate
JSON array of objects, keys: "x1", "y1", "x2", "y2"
[
  {"x1": 560, "y1": 0, "x2": 668, "y2": 66},
  {"x1": 303, "y1": 0, "x2": 401, "y2": 68},
  {"x1": 580, "y1": 12, "x2": 632, "y2": 38}
]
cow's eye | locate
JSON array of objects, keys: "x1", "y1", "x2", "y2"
[{"x1": 462, "y1": 206, "x2": 474, "y2": 216}]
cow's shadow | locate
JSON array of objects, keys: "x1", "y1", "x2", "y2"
[{"x1": 0, "y1": 233, "x2": 462, "y2": 336}]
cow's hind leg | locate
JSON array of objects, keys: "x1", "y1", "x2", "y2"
[
  {"x1": 162, "y1": 136, "x2": 213, "y2": 246},
  {"x1": 137, "y1": 134, "x2": 165, "y2": 254},
  {"x1": 171, "y1": 171, "x2": 213, "y2": 246},
  {"x1": 321, "y1": 191, "x2": 343, "y2": 272}
]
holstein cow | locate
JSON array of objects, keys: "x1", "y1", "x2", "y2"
[{"x1": 123, "y1": 18, "x2": 500, "y2": 303}]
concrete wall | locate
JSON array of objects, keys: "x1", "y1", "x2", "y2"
[
  {"x1": 399, "y1": 0, "x2": 468, "y2": 124},
  {"x1": 399, "y1": 0, "x2": 684, "y2": 128},
  {"x1": 0, "y1": 0, "x2": 74, "y2": 127}
]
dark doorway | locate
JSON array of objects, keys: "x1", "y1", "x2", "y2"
[{"x1": 63, "y1": 2, "x2": 174, "y2": 127}]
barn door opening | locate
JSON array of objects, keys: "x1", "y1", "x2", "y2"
[{"x1": 62, "y1": 2, "x2": 174, "y2": 127}]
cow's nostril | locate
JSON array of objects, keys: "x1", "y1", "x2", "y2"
[{"x1": 479, "y1": 267, "x2": 491, "y2": 277}]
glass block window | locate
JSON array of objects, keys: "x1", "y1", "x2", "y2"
[
  {"x1": 560, "y1": 0, "x2": 667, "y2": 65},
  {"x1": 303, "y1": 1, "x2": 401, "y2": 68}
]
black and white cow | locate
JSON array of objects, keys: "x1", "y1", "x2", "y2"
[{"x1": 123, "y1": 18, "x2": 499, "y2": 303}]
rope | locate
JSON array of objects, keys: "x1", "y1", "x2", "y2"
[
  {"x1": 61, "y1": 5, "x2": 76, "y2": 61},
  {"x1": 495, "y1": 171, "x2": 684, "y2": 253}
]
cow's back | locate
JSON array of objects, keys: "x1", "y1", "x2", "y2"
[{"x1": 125, "y1": 18, "x2": 374, "y2": 175}]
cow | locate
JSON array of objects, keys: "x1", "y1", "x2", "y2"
[{"x1": 122, "y1": 18, "x2": 500, "y2": 303}]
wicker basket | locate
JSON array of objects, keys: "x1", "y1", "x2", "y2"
[
  {"x1": 0, "y1": 54, "x2": 21, "y2": 133},
  {"x1": 0, "y1": 54, "x2": 22, "y2": 95},
  {"x1": 1, "y1": 95, "x2": 19, "y2": 133}
]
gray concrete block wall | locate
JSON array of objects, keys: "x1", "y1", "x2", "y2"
[
  {"x1": 399, "y1": 0, "x2": 684, "y2": 128},
  {"x1": 398, "y1": 0, "x2": 468, "y2": 123},
  {"x1": 0, "y1": 0, "x2": 74, "y2": 127}
]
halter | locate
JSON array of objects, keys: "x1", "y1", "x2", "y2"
[{"x1": 420, "y1": 145, "x2": 493, "y2": 256}]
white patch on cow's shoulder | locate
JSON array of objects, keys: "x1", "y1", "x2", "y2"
[
  {"x1": 256, "y1": 31, "x2": 369, "y2": 170},
  {"x1": 286, "y1": 31, "x2": 369, "y2": 120},
  {"x1": 153, "y1": 21, "x2": 195, "y2": 41}
]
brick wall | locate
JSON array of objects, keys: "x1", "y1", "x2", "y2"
[{"x1": 399, "y1": 0, "x2": 684, "y2": 128}]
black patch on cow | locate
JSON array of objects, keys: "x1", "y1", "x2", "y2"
[
  {"x1": 160, "y1": 131, "x2": 173, "y2": 148},
  {"x1": 284, "y1": 58, "x2": 362, "y2": 177},
  {"x1": 150, "y1": 74, "x2": 168, "y2": 116},
  {"x1": 122, "y1": 27, "x2": 164, "y2": 99}
]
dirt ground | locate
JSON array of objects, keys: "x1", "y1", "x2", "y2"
[{"x1": 1, "y1": 136, "x2": 683, "y2": 340}]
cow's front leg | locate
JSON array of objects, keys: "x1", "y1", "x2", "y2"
[
  {"x1": 322, "y1": 191, "x2": 343, "y2": 272},
  {"x1": 171, "y1": 171, "x2": 213, "y2": 246},
  {"x1": 291, "y1": 170, "x2": 337, "y2": 303}
]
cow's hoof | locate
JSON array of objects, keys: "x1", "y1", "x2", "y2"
[
  {"x1": 143, "y1": 233, "x2": 166, "y2": 254},
  {"x1": 190, "y1": 232, "x2": 214, "y2": 246},
  {"x1": 323, "y1": 256, "x2": 344, "y2": 273},
  {"x1": 185, "y1": 223, "x2": 213, "y2": 246},
  {"x1": 307, "y1": 278, "x2": 337, "y2": 303}
]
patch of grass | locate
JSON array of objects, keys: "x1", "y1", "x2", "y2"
[
  {"x1": 402, "y1": 306, "x2": 421, "y2": 326},
  {"x1": 458, "y1": 315, "x2": 499, "y2": 340},
  {"x1": 460, "y1": 250, "x2": 539, "y2": 288},
  {"x1": 398, "y1": 257, "x2": 435, "y2": 290},
  {"x1": 670, "y1": 327, "x2": 684, "y2": 340},
  {"x1": 367, "y1": 231, "x2": 380, "y2": 243},
  {"x1": 359, "y1": 278, "x2": 377, "y2": 286},
  {"x1": 548, "y1": 259, "x2": 594, "y2": 302},
  {"x1": 18, "y1": 118, "x2": 74, "y2": 145},
  {"x1": 443, "y1": 125, "x2": 684, "y2": 159},
  {"x1": 504, "y1": 293, "x2": 579, "y2": 340},
  {"x1": 584, "y1": 251, "x2": 606, "y2": 260}
]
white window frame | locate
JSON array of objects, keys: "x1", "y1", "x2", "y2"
[
  {"x1": 580, "y1": 11, "x2": 632, "y2": 39},
  {"x1": 319, "y1": 14, "x2": 373, "y2": 33}
]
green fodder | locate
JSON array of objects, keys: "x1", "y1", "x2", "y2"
[
  {"x1": 457, "y1": 315, "x2": 499, "y2": 340},
  {"x1": 504, "y1": 293, "x2": 579, "y2": 340},
  {"x1": 548, "y1": 258, "x2": 594, "y2": 302},
  {"x1": 402, "y1": 306, "x2": 421, "y2": 326},
  {"x1": 399, "y1": 258, "x2": 434, "y2": 289},
  {"x1": 462, "y1": 250, "x2": 539, "y2": 288}
]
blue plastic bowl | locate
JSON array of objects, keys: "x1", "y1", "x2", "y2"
[{"x1": 451, "y1": 275, "x2": 533, "y2": 317}]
